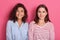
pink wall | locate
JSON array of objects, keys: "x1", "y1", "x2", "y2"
[{"x1": 0, "y1": 0, "x2": 60, "y2": 40}]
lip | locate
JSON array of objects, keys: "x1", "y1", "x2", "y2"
[{"x1": 40, "y1": 15, "x2": 43, "y2": 17}]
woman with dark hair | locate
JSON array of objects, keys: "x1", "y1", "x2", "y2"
[
  {"x1": 28, "y1": 4, "x2": 55, "y2": 40},
  {"x1": 6, "y1": 3, "x2": 28, "y2": 40}
]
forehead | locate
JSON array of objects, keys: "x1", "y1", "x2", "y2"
[
  {"x1": 38, "y1": 7, "x2": 46, "y2": 11},
  {"x1": 17, "y1": 7, "x2": 24, "y2": 10}
]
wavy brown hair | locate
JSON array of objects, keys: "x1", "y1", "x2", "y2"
[
  {"x1": 34, "y1": 4, "x2": 51, "y2": 23},
  {"x1": 9, "y1": 3, "x2": 28, "y2": 23}
]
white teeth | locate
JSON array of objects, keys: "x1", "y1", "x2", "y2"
[
  {"x1": 18, "y1": 16, "x2": 21, "y2": 18},
  {"x1": 18, "y1": 15, "x2": 22, "y2": 18}
]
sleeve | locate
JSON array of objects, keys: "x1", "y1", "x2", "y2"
[
  {"x1": 6, "y1": 21, "x2": 12, "y2": 40},
  {"x1": 25, "y1": 23, "x2": 29, "y2": 40},
  {"x1": 28, "y1": 22, "x2": 34, "y2": 40},
  {"x1": 49, "y1": 23, "x2": 55, "y2": 40}
]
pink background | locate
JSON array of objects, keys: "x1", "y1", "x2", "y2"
[{"x1": 0, "y1": 0, "x2": 60, "y2": 40}]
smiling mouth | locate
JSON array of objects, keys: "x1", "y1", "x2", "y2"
[{"x1": 40, "y1": 16, "x2": 43, "y2": 17}]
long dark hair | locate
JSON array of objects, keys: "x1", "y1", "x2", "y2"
[
  {"x1": 34, "y1": 4, "x2": 51, "y2": 23},
  {"x1": 9, "y1": 3, "x2": 28, "y2": 23}
]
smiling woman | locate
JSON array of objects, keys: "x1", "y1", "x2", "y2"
[
  {"x1": 6, "y1": 3, "x2": 28, "y2": 40},
  {"x1": 9, "y1": 3, "x2": 27, "y2": 23},
  {"x1": 28, "y1": 4, "x2": 55, "y2": 40}
]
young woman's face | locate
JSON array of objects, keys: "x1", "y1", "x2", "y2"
[
  {"x1": 16, "y1": 7, "x2": 24, "y2": 20},
  {"x1": 38, "y1": 7, "x2": 47, "y2": 20}
]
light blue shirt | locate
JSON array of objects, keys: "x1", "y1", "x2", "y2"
[{"x1": 6, "y1": 20, "x2": 28, "y2": 40}]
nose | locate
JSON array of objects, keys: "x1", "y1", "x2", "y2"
[
  {"x1": 39, "y1": 13, "x2": 41, "y2": 15},
  {"x1": 39, "y1": 13, "x2": 43, "y2": 17}
]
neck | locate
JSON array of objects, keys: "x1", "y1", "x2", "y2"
[
  {"x1": 39, "y1": 19, "x2": 45, "y2": 22},
  {"x1": 17, "y1": 19, "x2": 22, "y2": 27},
  {"x1": 17, "y1": 19, "x2": 22, "y2": 22},
  {"x1": 38, "y1": 19, "x2": 45, "y2": 25}
]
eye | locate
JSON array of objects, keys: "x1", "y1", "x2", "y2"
[
  {"x1": 43, "y1": 11, "x2": 46, "y2": 13},
  {"x1": 38, "y1": 11, "x2": 41, "y2": 13},
  {"x1": 21, "y1": 10, "x2": 24, "y2": 12}
]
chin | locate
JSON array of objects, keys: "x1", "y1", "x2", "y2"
[
  {"x1": 18, "y1": 17, "x2": 22, "y2": 19},
  {"x1": 39, "y1": 17, "x2": 44, "y2": 19}
]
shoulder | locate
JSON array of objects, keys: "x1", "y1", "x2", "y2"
[
  {"x1": 48, "y1": 22, "x2": 54, "y2": 26},
  {"x1": 7, "y1": 20, "x2": 15, "y2": 26},
  {"x1": 6, "y1": 20, "x2": 14, "y2": 29},
  {"x1": 7, "y1": 20, "x2": 14, "y2": 24},
  {"x1": 24, "y1": 22, "x2": 28, "y2": 25},
  {"x1": 23, "y1": 22, "x2": 28, "y2": 29},
  {"x1": 23, "y1": 22, "x2": 29, "y2": 27},
  {"x1": 30, "y1": 21, "x2": 35, "y2": 25},
  {"x1": 29, "y1": 21, "x2": 35, "y2": 27},
  {"x1": 47, "y1": 22, "x2": 54, "y2": 29}
]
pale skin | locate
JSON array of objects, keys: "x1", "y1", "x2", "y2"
[
  {"x1": 37, "y1": 7, "x2": 47, "y2": 26},
  {"x1": 16, "y1": 7, "x2": 25, "y2": 27}
]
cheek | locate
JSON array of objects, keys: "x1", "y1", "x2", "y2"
[
  {"x1": 20, "y1": 13, "x2": 24, "y2": 17},
  {"x1": 38, "y1": 13, "x2": 40, "y2": 17},
  {"x1": 16, "y1": 12, "x2": 18, "y2": 17},
  {"x1": 22, "y1": 13, "x2": 24, "y2": 15},
  {"x1": 42, "y1": 13, "x2": 47, "y2": 17},
  {"x1": 16, "y1": 12, "x2": 24, "y2": 16}
]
